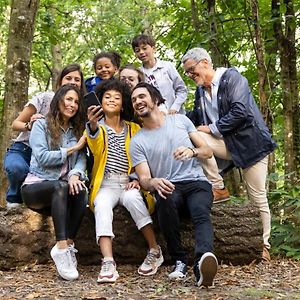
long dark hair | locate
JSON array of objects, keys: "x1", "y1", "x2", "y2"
[
  {"x1": 46, "y1": 84, "x2": 85, "y2": 149},
  {"x1": 95, "y1": 79, "x2": 134, "y2": 122},
  {"x1": 55, "y1": 63, "x2": 86, "y2": 95}
]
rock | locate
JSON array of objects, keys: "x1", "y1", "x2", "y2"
[{"x1": 0, "y1": 203, "x2": 262, "y2": 270}]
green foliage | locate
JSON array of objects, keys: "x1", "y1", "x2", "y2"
[{"x1": 269, "y1": 180, "x2": 300, "y2": 259}]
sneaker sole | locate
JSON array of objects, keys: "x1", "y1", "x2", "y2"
[
  {"x1": 197, "y1": 253, "x2": 218, "y2": 287},
  {"x1": 138, "y1": 256, "x2": 164, "y2": 276},
  {"x1": 213, "y1": 197, "x2": 230, "y2": 204},
  {"x1": 97, "y1": 271, "x2": 119, "y2": 283},
  {"x1": 168, "y1": 273, "x2": 187, "y2": 280}
]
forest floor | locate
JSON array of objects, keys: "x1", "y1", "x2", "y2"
[{"x1": 0, "y1": 258, "x2": 300, "y2": 300}]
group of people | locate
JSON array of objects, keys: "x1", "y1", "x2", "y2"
[{"x1": 3, "y1": 34, "x2": 276, "y2": 287}]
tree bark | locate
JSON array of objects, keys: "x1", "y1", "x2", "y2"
[
  {"x1": 0, "y1": 0, "x2": 40, "y2": 206},
  {"x1": 272, "y1": 0, "x2": 299, "y2": 183},
  {"x1": 0, "y1": 203, "x2": 262, "y2": 270}
]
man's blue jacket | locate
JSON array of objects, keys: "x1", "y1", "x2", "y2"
[{"x1": 187, "y1": 68, "x2": 277, "y2": 169}]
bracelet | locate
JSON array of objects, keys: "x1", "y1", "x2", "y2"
[
  {"x1": 188, "y1": 147, "x2": 197, "y2": 157},
  {"x1": 24, "y1": 122, "x2": 31, "y2": 131}
]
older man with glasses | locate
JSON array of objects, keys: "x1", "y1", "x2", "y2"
[{"x1": 181, "y1": 47, "x2": 277, "y2": 262}]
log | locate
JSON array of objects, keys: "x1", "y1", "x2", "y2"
[{"x1": 0, "y1": 203, "x2": 262, "y2": 270}]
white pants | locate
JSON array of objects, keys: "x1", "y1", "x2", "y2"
[
  {"x1": 94, "y1": 173, "x2": 152, "y2": 243},
  {"x1": 199, "y1": 131, "x2": 271, "y2": 248}
]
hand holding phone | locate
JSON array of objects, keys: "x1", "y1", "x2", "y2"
[{"x1": 84, "y1": 91, "x2": 101, "y2": 108}]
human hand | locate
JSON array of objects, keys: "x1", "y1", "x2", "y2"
[
  {"x1": 151, "y1": 178, "x2": 175, "y2": 199},
  {"x1": 27, "y1": 113, "x2": 44, "y2": 130},
  {"x1": 68, "y1": 175, "x2": 86, "y2": 195},
  {"x1": 168, "y1": 109, "x2": 178, "y2": 115},
  {"x1": 125, "y1": 179, "x2": 140, "y2": 191},
  {"x1": 197, "y1": 125, "x2": 211, "y2": 133},
  {"x1": 87, "y1": 106, "x2": 103, "y2": 131},
  {"x1": 173, "y1": 146, "x2": 194, "y2": 160}
]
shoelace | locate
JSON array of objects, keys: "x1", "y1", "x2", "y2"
[
  {"x1": 68, "y1": 245, "x2": 78, "y2": 266},
  {"x1": 144, "y1": 251, "x2": 159, "y2": 266},
  {"x1": 173, "y1": 261, "x2": 186, "y2": 272},
  {"x1": 57, "y1": 250, "x2": 73, "y2": 269},
  {"x1": 101, "y1": 260, "x2": 114, "y2": 273}
]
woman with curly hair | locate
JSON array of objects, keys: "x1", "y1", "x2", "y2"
[
  {"x1": 86, "y1": 79, "x2": 163, "y2": 283},
  {"x1": 21, "y1": 84, "x2": 88, "y2": 281}
]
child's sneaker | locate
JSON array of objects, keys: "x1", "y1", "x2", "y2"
[
  {"x1": 50, "y1": 245, "x2": 79, "y2": 281},
  {"x1": 196, "y1": 252, "x2": 218, "y2": 287},
  {"x1": 97, "y1": 259, "x2": 119, "y2": 283},
  {"x1": 168, "y1": 260, "x2": 187, "y2": 279},
  {"x1": 138, "y1": 245, "x2": 164, "y2": 276}
]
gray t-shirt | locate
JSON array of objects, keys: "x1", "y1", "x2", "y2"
[{"x1": 130, "y1": 114, "x2": 208, "y2": 183}]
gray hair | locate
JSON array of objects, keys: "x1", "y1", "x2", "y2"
[{"x1": 181, "y1": 48, "x2": 213, "y2": 66}]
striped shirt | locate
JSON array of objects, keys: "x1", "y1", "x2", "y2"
[{"x1": 104, "y1": 125, "x2": 129, "y2": 174}]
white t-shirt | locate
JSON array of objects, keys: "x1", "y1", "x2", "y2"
[{"x1": 14, "y1": 91, "x2": 54, "y2": 145}]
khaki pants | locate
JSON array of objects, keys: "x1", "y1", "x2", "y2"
[{"x1": 198, "y1": 131, "x2": 271, "y2": 248}]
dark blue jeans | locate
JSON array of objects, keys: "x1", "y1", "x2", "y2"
[
  {"x1": 156, "y1": 180, "x2": 214, "y2": 265},
  {"x1": 4, "y1": 142, "x2": 32, "y2": 204}
]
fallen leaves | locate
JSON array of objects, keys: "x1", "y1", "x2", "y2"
[{"x1": 0, "y1": 258, "x2": 300, "y2": 299}]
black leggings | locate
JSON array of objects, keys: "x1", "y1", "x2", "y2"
[{"x1": 21, "y1": 180, "x2": 87, "y2": 241}]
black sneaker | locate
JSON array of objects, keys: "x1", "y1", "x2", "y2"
[
  {"x1": 196, "y1": 252, "x2": 218, "y2": 287},
  {"x1": 168, "y1": 260, "x2": 187, "y2": 279}
]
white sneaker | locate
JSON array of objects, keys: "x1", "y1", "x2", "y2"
[
  {"x1": 197, "y1": 252, "x2": 218, "y2": 287},
  {"x1": 6, "y1": 202, "x2": 22, "y2": 209},
  {"x1": 168, "y1": 260, "x2": 187, "y2": 279},
  {"x1": 68, "y1": 243, "x2": 78, "y2": 268},
  {"x1": 97, "y1": 259, "x2": 119, "y2": 283},
  {"x1": 50, "y1": 245, "x2": 79, "y2": 281},
  {"x1": 138, "y1": 245, "x2": 164, "y2": 276}
]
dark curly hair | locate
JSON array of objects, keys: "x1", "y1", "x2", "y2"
[
  {"x1": 46, "y1": 84, "x2": 85, "y2": 149},
  {"x1": 92, "y1": 51, "x2": 122, "y2": 70},
  {"x1": 94, "y1": 79, "x2": 134, "y2": 122},
  {"x1": 131, "y1": 82, "x2": 165, "y2": 106}
]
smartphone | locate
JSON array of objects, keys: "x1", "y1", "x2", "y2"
[{"x1": 84, "y1": 91, "x2": 101, "y2": 108}]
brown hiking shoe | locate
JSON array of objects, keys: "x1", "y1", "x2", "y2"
[
  {"x1": 262, "y1": 246, "x2": 271, "y2": 263},
  {"x1": 213, "y1": 187, "x2": 230, "y2": 203}
]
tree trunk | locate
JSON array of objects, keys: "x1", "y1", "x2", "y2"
[
  {"x1": 49, "y1": 5, "x2": 62, "y2": 89},
  {"x1": 0, "y1": 0, "x2": 40, "y2": 206},
  {"x1": 272, "y1": 0, "x2": 299, "y2": 183},
  {"x1": 206, "y1": 0, "x2": 230, "y2": 67},
  {"x1": 0, "y1": 203, "x2": 262, "y2": 270}
]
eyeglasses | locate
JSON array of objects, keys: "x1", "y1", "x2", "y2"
[{"x1": 184, "y1": 60, "x2": 201, "y2": 75}]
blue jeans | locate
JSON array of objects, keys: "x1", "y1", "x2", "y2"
[
  {"x1": 4, "y1": 142, "x2": 32, "y2": 204},
  {"x1": 156, "y1": 180, "x2": 214, "y2": 265}
]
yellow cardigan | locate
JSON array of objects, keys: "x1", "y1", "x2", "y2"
[{"x1": 86, "y1": 121, "x2": 141, "y2": 210}]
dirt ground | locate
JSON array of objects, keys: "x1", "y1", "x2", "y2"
[{"x1": 0, "y1": 258, "x2": 299, "y2": 300}]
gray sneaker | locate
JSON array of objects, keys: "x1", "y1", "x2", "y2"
[
  {"x1": 97, "y1": 259, "x2": 119, "y2": 283},
  {"x1": 168, "y1": 260, "x2": 187, "y2": 279},
  {"x1": 138, "y1": 245, "x2": 164, "y2": 276}
]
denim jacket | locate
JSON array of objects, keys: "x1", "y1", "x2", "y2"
[{"x1": 29, "y1": 118, "x2": 87, "y2": 181}]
